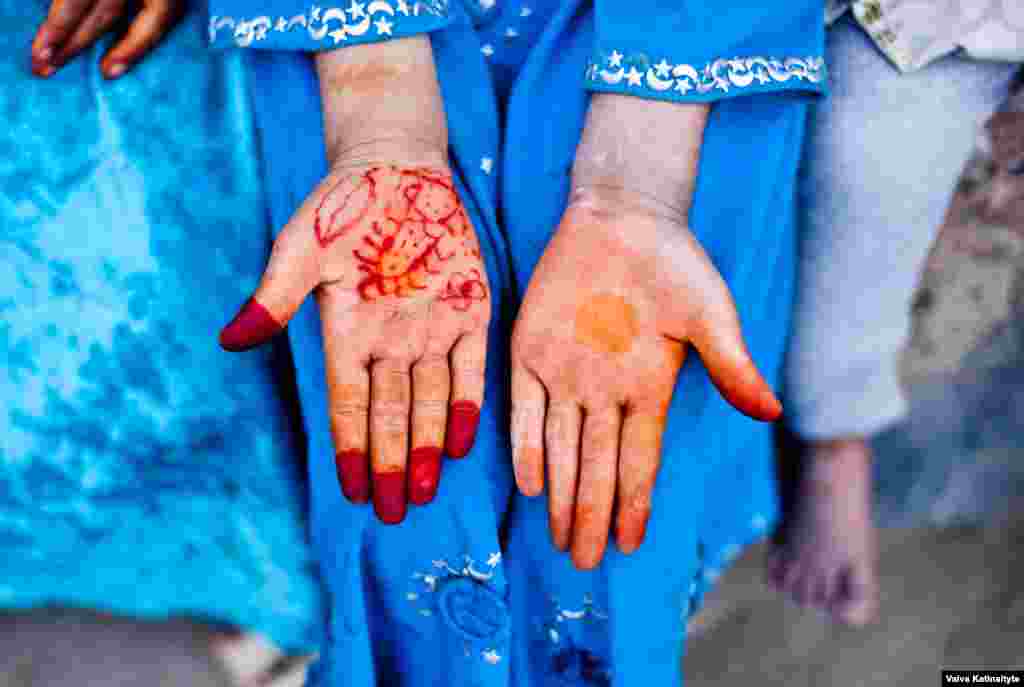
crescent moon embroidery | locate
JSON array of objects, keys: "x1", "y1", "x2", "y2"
[
  {"x1": 766, "y1": 59, "x2": 793, "y2": 82},
  {"x1": 598, "y1": 68, "x2": 625, "y2": 84},
  {"x1": 671, "y1": 64, "x2": 700, "y2": 81},
  {"x1": 465, "y1": 563, "x2": 494, "y2": 581},
  {"x1": 308, "y1": 8, "x2": 347, "y2": 39},
  {"x1": 367, "y1": 0, "x2": 396, "y2": 14},
  {"x1": 644, "y1": 68, "x2": 673, "y2": 91},
  {"x1": 783, "y1": 57, "x2": 809, "y2": 80},
  {"x1": 285, "y1": 14, "x2": 307, "y2": 30},
  {"x1": 726, "y1": 59, "x2": 755, "y2": 88},
  {"x1": 346, "y1": 14, "x2": 372, "y2": 36},
  {"x1": 560, "y1": 609, "x2": 586, "y2": 620}
]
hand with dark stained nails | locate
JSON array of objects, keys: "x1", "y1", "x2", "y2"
[
  {"x1": 220, "y1": 38, "x2": 488, "y2": 525},
  {"x1": 30, "y1": 0, "x2": 185, "y2": 79},
  {"x1": 510, "y1": 94, "x2": 782, "y2": 570},
  {"x1": 220, "y1": 163, "x2": 490, "y2": 524}
]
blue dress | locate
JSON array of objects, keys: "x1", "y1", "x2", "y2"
[
  {"x1": 207, "y1": 0, "x2": 826, "y2": 683},
  {"x1": 0, "y1": 3, "x2": 322, "y2": 652}
]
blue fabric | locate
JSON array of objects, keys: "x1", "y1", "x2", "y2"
[
  {"x1": 0, "y1": 4, "x2": 323, "y2": 652},
  {"x1": 238, "y1": 0, "x2": 817, "y2": 682},
  {"x1": 587, "y1": 0, "x2": 827, "y2": 102},
  {"x1": 206, "y1": 0, "x2": 452, "y2": 51}
]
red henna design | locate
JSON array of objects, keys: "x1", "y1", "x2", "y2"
[
  {"x1": 408, "y1": 446, "x2": 442, "y2": 505},
  {"x1": 445, "y1": 400, "x2": 480, "y2": 458},
  {"x1": 317, "y1": 167, "x2": 469, "y2": 302},
  {"x1": 336, "y1": 449, "x2": 370, "y2": 504},
  {"x1": 373, "y1": 469, "x2": 407, "y2": 524},
  {"x1": 219, "y1": 298, "x2": 282, "y2": 352},
  {"x1": 438, "y1": 269, "x2": 488, "y2": 312},
  {"x1": 315, "y1": 170, "x2": 378, "y2": 247}
]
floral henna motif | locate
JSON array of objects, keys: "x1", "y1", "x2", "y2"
[
  {"x1": 439, "y1": 269, "x2": 488, "y2": 311},
  {"x1": 316, "y1": 166, "x2": 484, "y2": 302}
]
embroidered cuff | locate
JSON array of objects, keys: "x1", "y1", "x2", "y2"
[
  {"x1": 584, "y1": 51, "x2": 828, "y2": 103},
  {"x1": 208, "y1": 1, "x2": 452, "y2": 51}
]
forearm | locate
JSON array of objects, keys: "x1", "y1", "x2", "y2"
[
  {"x1": 314, "y1": 36, "x2": 448, "y2": 166},
  {"x1": 571, "y1": 93, "x2": 709, "y2": 220}
]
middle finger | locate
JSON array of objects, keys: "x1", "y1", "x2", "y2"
[
  {"x1": 371, "y1": 357, "x2": 412, "y2": 524},
  {"x1": 570, "y1": 405, "x2": 621, "y2": 570}
]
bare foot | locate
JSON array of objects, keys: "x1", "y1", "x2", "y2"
[
  {"x1": 209, "y1": 631, "x2": 316, "y2": 687},
  {"x1": 766, "y1": 437, "x2": 879, "y2": 626}
]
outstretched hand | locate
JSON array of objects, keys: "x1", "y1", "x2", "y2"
[
  {"x1": 510, "y1": 188, "x2": 782, "y2": 569},
  {"x1": 220, "y1": 161, "x2": 491, "y2": 524},
  {"x1": 31, "y1": 0, "x2": 186, "y2": 79}
]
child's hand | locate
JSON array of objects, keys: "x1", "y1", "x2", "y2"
[
  {"x1": 510, "y1": 189, "x2": 781, "y2": 570},
  {"x1": 31, "y1": 0, "x2": 186, "y2": 79},
  {"x1": 219, "y1": 157, "x2": 491, "y2": 525}
]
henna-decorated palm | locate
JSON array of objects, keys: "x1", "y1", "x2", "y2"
[
  {"x1": 220, "y1": 164, "x2": 490, "y2": 524},
  {"x1": 511, "y1": 192, "x2": 782, "y2": 569}
]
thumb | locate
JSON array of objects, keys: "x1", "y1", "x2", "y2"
[
  {"x1": 219, "y1": 223, "x2": 321, "y2": 352},
  {"x1": 688, "y1": 288, "x2": 783, "y2": 422}
]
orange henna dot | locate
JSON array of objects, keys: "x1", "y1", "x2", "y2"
[{"x1": 574, "y1": 293, "x2": 638, "y2": 355}]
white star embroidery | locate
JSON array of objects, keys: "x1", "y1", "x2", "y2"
[
  {"x1": 329, "y1": 28, "x2": 347, "y2": 43},
  {"x1": 479, "y1": 0, "x2": 496, "y2": 9},
  {"x1": 487, "y1": 551, "x2": 501, "y2": 566},
  {"x1": 520, "y1": 5, "x2": 532, "y2": 16},
  {"x1": 346, "y1": 0, "x2": 366, "y2": 19},
  {"x1": 374, "y1": 17, "x2": 393, "y2": 34},
  {"x1": 480, "y1": 157, "x2": 494, "y2": 174},
  {"x1": 674, "y1": 78, "x2": 693, "y2": 94},
  {"x1": 504, "y1": 27, "x2": 519, "y2": 38},
  {"x1": 396, "y1": 0, "x2": 410, "y2": 14},
  {"x1": 481, "y1": 43, "x2": 494, "y2": 57},
  {"x1": 482, "y1": 649, "x2": 502, "y2": 664},
  {"x1": 276, "y1": 17, "x2": 288, "y2": 30},
  {"x1": 653, "y1": 59, "x2": 672, "y2": 78},
  {"x1": 607, "y1": 50, "x2": 623, "y2": 68},
  {"x1": 625, "y1": 66, "x2": 642, "y2": 86}
]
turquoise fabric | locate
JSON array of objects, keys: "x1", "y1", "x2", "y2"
[
  {"x1": 0, "y1": 4, "x2": 323, "y2": 652},
  {"x1": 214, "y1": 0, "x2": 821, "y2": 682}
]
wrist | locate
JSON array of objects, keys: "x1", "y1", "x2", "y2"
[
  {"x1": 326, "y1": 136, "x2": 449, "y2": 172},
  {"x1": 571, "y1": 93, "x2": 709, "y2": 219},
  {"x1": 316, "y1": 36, "x2": 448, "y2": 167}
]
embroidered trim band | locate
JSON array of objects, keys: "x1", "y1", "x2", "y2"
[
  {"x1": 209, "y1": 0, "x2": 448, "y2": 47},
  {"x1": 585, "y1": 52, "x2": 827, "y2": 96}
]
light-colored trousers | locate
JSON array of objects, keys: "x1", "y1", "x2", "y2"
[{"x1": 783, "y1": 16, "x2": 1020, "y2": 439}]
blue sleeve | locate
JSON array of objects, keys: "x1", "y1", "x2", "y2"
[
  {"x1": 206, "y1": 0, "x2": 452, "y2": 50},
  {"x1": 585, "y1": 1, "x2": 827, "y2": 103}
]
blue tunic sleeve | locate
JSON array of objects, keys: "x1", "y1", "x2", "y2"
[
  {"x1": 206, "y1": 0, "x2": 452, "y2": 50},
  {"x1": 586, "y1": 1, "x2": 827, "y2": 103}
]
